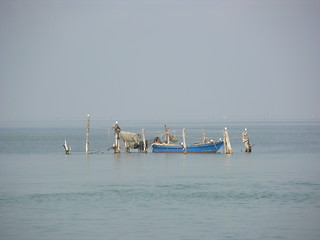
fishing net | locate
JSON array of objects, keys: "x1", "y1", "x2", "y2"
[
  {"x1": 169, "y1": 134, "x2": 178, "y2": 143},
  {"x1": 119, "y1": 131, "x2": 141, "y2": 145}
]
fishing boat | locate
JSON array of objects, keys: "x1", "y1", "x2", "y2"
[
  {"x1": 151, "y1": 140, "x2": 224, "y2": 153},
  {"x1": 152, "y1": 126, "x2": 224, "y2": 153}
]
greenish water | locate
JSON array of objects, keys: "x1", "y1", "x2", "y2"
[{"x1": 0, "y1": 121, "x2": 320, "y2": 240}]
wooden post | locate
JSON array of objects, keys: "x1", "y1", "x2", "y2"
[
  {"x1": 223, "y1": 128, "x2": 226, "y2": 153},
  {"x1": 85, "y1": 114, "x2": 90, "y2": 154},
  {"x1": 202, "y1": 127, "x2": 207, "y2": 143},
  {"x1": 164, "y1": 125, "x2": 170, "y2": 144},
  {"x1": 114, "y1": 133, "x2": 120, "y2": 153},
  {"x1": 112, "y1": 121, "x2": 121, "y2": 153},
  {"x1": 63, "y1": 140, "x2": 71, "y2": 155},
  {"x1": 142, "y1": 128, "x2": 147, "y2": 153},
  {"x1": 223, "y1": 127, "x2": 233, "y2": 154},
  {"x1": 242, "y1": 128, "x2": 252, "y2": 152},
  {"x1": 124, "y1": 141, "x2": 130, "y2": 153},
  {"x1": 182, "y1": 128, "x2": 187, "y2": 153}
]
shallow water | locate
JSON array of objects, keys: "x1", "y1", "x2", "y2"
[{"x1": 0, "y1": 120, "x2": 320, "y2": 239}]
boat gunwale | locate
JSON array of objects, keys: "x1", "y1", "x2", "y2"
[
  {"x1": 152, "y1": 149, "x2": 219, "y2": 153},
  {"x1": 151, "y1": 140, "x2": 224, "y2": 153},
  {"x1": 151, "y1": 141, "x2": 223, "y2": 147}
]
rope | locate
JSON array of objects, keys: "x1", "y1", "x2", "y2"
[{"x1": 64, "y1": 148, "x2": 109, "y2": 154}]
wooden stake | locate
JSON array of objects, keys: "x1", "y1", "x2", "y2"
[
  {"x1": 202, "y1": 127, "x2": 207, "y2": 143},
  {"x1": 142, "y1": 128, "x2": 147, "y2": 153},
  {"x1": 63, "y1": 140, "x2": 70, "y2": 155},
  {"x1": 164, "y1": 125, "x2": 170, "y2": 144},
  {"x1": 223, "y1": 127, "x2": 233, "y2": 154},
  {"x1": 182, "y1": 128, "x2": 187, "y2": 153},
  {"x1": 114, "y1": 133, "x2": 120, "y2": 153},
  {"x1": 112, "y1": 121, "x2": 121, "y2": 153},
  {"x1": 124, "y1": 141, "x2": 130, "y2": 153},
  {"x1": 85, "y1": 114, "x2": 90, "y2": 154},
  {"x1": 242, "y1": 128, "x2": 252, "y2": 152}
]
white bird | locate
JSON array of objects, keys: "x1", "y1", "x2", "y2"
[
  {"x1": 225, "y1": 127, "x2": 227, "y2": 130},
  {"x1": 245, "y1": 128, "x2": 247, "y2": 131}
]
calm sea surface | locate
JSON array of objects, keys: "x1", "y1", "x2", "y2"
[{"x1": 0, "y1": 120, "x2": 320, "y2": 240}]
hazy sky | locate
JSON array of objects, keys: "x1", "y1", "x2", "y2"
[{"x1": 1, "y1": 0, "x2": 319, "y2": 122}]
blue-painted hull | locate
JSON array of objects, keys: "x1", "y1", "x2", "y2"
[{"x1": 152, "y1": 141, "x2": 224, "y2": 153}]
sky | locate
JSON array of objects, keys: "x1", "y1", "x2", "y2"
[{"x1": 1, "y1": 0, "x2": 320, "y2": 122}]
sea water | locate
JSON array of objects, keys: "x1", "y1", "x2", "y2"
[{"x1": 0, "y1": 120, "x2": 320, "y2": 240}]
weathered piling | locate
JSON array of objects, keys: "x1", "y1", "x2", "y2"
[
  {"x1": 242, "y1": 128, "x2": 252, "y2": 152},
  {"x1": 124, "y1": 141, "x2": 130, "y2": 153},
  {"x1": 112, "y1": 121, "x2": 121, "y2": 153},
  {"x1": 114, "y1": 135, "x2": 120, "y2": 153},
  {"x1": 223, "y1": 127, "x2": 233, "y2": 154},
  {"x1": 182, "y1": 128, "x2": 187, "y2": 153},
  {"x1": 164, "y1": 125, "x2": 170, "y2": 144},
  {"x1": 85, "y1": 114, "x2": 90, "y2": 154},
  {"x1": 142, "y1": 128, "x2": 147, "y2": 153},
  {"x1": 202, "y1": 127, "x2": 207, "y2": 143},
  {"x1": 63, "y1": 140, "x2": 71, "y2": 155}
]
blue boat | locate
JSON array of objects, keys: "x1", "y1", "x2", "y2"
[{"x1": 152, "y1": 140, "x2": 224, "y2": 153}]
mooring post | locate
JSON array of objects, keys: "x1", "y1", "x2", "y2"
[
  {"x1": 182, "y1": 128, "x2": 187, "y2": 153},
  {"x1": 164, "y1": 125, "x2": 170, "y2": 144},
  {"x1": 223, "y1": 127, "x2": 233, "y2": 154},
  {"x1": 114, "y1": 134, "x2": 120, "y2": 153},
  {"x1": 202, "y1": 127, "x2": 207, "y2": 143},
  {"x1": 85, "y1": 114, "x2": 90, "y2": 154},
  {"x1": 112, "y1": 121, "x2": 121, "y2": 153},
  {"x1": 124, "y1": 141, "x2": 130, "y2": 153},
  {"x1": 142, "y1": 128, "x2": 147, "y2": 153},
  {"x1": 63, "y1": 140, "x2": 71, "y2": 155},
  {"x1": 242, "y1": 128, "x2": 252, "y2": 152}
]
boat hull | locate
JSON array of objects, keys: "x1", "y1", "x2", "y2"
[{"x1": 152, "y1": 141, "x2": 224, "y2": 153}]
